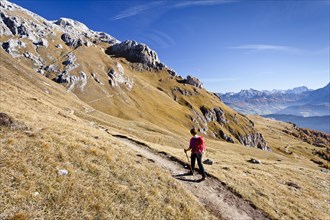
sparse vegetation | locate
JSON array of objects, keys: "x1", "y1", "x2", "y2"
[
  {"x1": 0, "y1": 4, "x2": 329, "y2": 219},
  {"x1": 1, "y1": 43, "x2": 330, "y2": 220}
]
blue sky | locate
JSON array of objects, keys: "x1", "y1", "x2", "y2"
[{"x1": 10, "y1": 0, "x2": 330, "y2": 93}]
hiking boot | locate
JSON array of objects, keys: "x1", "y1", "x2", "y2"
[{"x1": 188, "y1": 171, "x2": 194, "y2": 176}]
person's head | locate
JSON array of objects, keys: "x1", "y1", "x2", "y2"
[{"x1": 190, "y1": 127, "x2": 197, "y2": 136}]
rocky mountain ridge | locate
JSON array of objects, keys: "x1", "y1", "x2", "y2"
[
  {"x1": 219, "y1": 84, "x2": 329, "y2": 116},
  {"x1": 0, "y1": 0, "x2": 294, "y2": 150}
]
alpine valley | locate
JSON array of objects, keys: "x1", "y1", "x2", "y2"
[
  {"x1": 0, "y1": 1, "x2": 329, "y2": 220},
  {"x1": 219, "y1": 84, "x2": 330, "y2": 133}
]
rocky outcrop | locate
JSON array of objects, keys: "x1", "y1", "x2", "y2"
[
  {"x1": 0, "y1": 4, "x2": 55, "y2": 42},
  {"x1": 54, "y1": 18, "x2": 117, "y2": 45},
  {"x1": 172, "y1": 87, "x2": 194, "y2": 96},
  {"x1": 107, "y1": 40, "x2": 165, "y2": 70},
  {"x1": 60, "y1": 33, "x2": 82, "y2": 48},
  {"x1": 1, "y1": 39, "x2": 26, "y2": 57},
  {"x1": 167, "y1": 68, "x2": 177, "y2": 77},
  {"x1": 107, "y1": 63, "x2": 133, "y2": 90},
  {"x1": 62, "y1": 52, "x2": 79, "y2": 72},
  {"x1": 44, "y1": 64, "x2": 60, "y2": 74},
  {"x1": 283, "y1": 126, "x2": 330, "y2": 148},
  {"x1": 23, "y1": 51, "x2": 44, "y2": 68},
  {"x1": 186, "y1": 75, "x2": 204, "y2": 89},
  {"x1": 33, "y1": 38, "x2": 48, "y2": 47},
  {"x1": 55, "y1": 71, "x2": 88, "y2": 92},
  {"x1": 200, "y1": 106, "x2": 227, "y2": 124},
  {"x1": 1, "y1": 12, "x2": 30, "y2": 37},
  {"x1": 91, "y1": 72, "x2": 103, "y2": 85},
  {"x1": 237, "y1": 133, "x2": 270, "y2": 151},
  {"x1": 219, "y1": 130, "x2": 235, "y2": 143}
]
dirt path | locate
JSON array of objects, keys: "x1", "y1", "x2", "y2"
[{"x1": 114, "y1": 135, "x2": 270, "y2": 220}]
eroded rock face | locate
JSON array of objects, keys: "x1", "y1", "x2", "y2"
[
  {"x1": 200, "y1": 106, "x2": 227, "y2": 124},
  {"x1": 107, "y1": 40, "x2": 165, "y2": 70},
  {"x1": 283, "y1": 126, "x2": 330, "y2": 148},
  {"x1": 107, "y1": 63, "x2": 133, "y2": 90},
  {"x1": 238, "y1": 133, "x2": 270, "y2": 151},
  {"x1": 219, "y1": 130, "x2": 235, "y2": 143},
  {"x1": 186, "y1": 75, "x2": 204, "y2": 89},
  {"x1": 0, "y1": 2, "x2": 55, "y2": 42},
  {"x1": 23, "y1": 52, "x2": 44, "y2": 68},
  {"x1": 1, "y1": 39, "x2": 26, "y2": 57},
  {"x1": 62, "y1": 52, "x2": 79, "y2": 72},
  {"x1": 55, "y1": 18, "x2": 117, "y2": 47},
  {"x1": 55, "y1": 71, "x2": 88, "y2": 92}
]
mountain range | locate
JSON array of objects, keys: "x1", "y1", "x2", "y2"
[
  {"x1": 219, "y1": 84, "x2": 330, "y2": 133},
  {"x1": 1, "y1": 1, "x2": 329, "y2": 220},
  {"x1": 219, "y1": 84, "x2": 329, "y2": 116}
]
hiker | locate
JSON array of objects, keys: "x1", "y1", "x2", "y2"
[{"x1": 184, "y1": 128, "x2": 206, "y2": 180}]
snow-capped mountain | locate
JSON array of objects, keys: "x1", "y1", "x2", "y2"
[{"x1": 218, "y1": 86, "x2": 312, "y2": 115}]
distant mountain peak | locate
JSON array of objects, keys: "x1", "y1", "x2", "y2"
[{"x1": 218, "y1": 84, "x2": 329, "y2": 117}]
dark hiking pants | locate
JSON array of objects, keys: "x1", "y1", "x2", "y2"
[{"x1": 191, "y1": 153, "x2": 206, "y2": 178}]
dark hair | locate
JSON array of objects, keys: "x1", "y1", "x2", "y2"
[{"x1": 190, "y1": 128, "x2": 197, "y2": 135}]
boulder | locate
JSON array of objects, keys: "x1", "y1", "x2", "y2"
[
  {"x1": 247, "y1": 158, "x2": 262, "y2": 164},
  {"x1": 0, "y1": 112, "x2": 14, "y2": 127},
  {"x1": 0, "y1": 112, "x2": 27, "y2": 130},
  {"x1": 203, "y1": 159, "x2": 214, "y2": 165}
]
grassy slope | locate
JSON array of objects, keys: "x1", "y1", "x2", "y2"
[
  {"x1": 1, "y1": 48, "x2": 330, "y2": 219},
  {"x1": 1, "y1": 8, "x2": 329, "y2": 219},
  {"x1": 142, "y1": 115, "x2": 330, "y2": 220},
  {"x1": 0, "y1": 50, "x2": 216, "y2": 220}
]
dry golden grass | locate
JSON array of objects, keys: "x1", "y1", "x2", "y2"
[
  {"x1": 1, "y1": 26, "x2": 329, "y2": 220},
  {"x1": 0, "y1": 51, "x2": 216, "y2": 220}
]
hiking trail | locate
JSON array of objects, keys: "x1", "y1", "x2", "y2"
[{"x1": 113, "y1": 135, "x2": 270, "y2": 220}]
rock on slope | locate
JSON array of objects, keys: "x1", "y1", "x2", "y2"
[{"x1": 0, "y1": 0, "x2": 269, "y2": 150}]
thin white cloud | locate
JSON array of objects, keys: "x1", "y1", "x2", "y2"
[
  {"x1": 173, "y1": 0, "x2": 237, "y2": 8},
  {"x1": 111, "y1": 0, "x2": 236, "y2": 21},
  {"x1": 228, "y1": 44, "x2": 329, "y2": 55},
  {"x1": 228, "y1": 44, "x2": 301, "y2": 52},
  {"x1": 111, "y1": 1, "x2": 164, "y2": 20},
  {"x1": 144, "y1": 30, "x2": 176, "y2": 48}
]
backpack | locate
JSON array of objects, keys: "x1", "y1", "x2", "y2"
[{"x1": 196, "y1": 136, "x2": 206, "y2": 154}]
